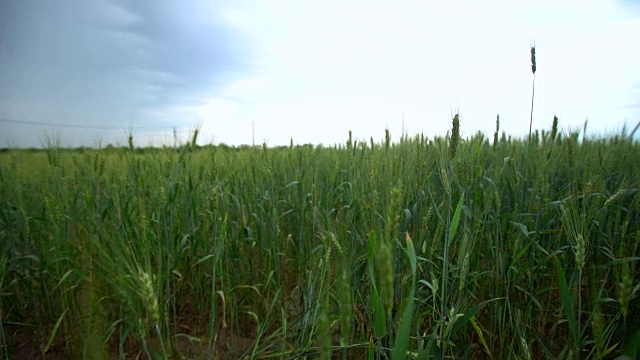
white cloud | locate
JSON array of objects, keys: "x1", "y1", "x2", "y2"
[{"x1": 187, "y1": 0, "x2": 640, "y2": 146}]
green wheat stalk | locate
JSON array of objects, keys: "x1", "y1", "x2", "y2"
[{"x1": 529, "y1": 43, "x2": 537, "y2": 141}]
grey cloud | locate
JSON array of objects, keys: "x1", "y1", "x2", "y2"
[
  {"x1": 0, "y1": 0, "x2": 253, "y2": 146},
  {"x1": 114, "y1": 0, "x2": 252, "y2": 106}
]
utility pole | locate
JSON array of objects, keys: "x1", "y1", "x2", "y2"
[{"x1": 252, "y1": 121, "x2": 255, "y2": 147}]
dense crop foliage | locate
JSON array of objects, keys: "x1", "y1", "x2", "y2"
[{"x1": 1, "y1": 124, "x2": 639, "y2": 359}]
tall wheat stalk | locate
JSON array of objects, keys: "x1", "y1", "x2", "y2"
[{"x1": 529, "y1": 44, "x2": 537, "y2": 141}]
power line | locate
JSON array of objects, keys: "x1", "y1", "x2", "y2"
[
  {"x1": 0, "y1": 118, "x2": 173, "y2": 130},
  {"x1": 0, "y1": 118, "x2": 116, "y2": 130}
]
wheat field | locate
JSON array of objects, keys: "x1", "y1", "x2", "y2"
[{"x1": 1, "y1": 121, "x2": 639, "y2": 359}]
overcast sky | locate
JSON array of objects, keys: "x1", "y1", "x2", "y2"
[{"x1": 1, "y1": 0, "x2": 639, "y2": 148}]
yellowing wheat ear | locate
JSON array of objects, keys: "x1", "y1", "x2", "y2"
[{"x1": 138, "y1": 269, "x2": 160, "y2": 325}]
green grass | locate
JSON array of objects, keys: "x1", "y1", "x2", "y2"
[{"x1": 1, "y1": 124, "x2": 639, "y2": 359}]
